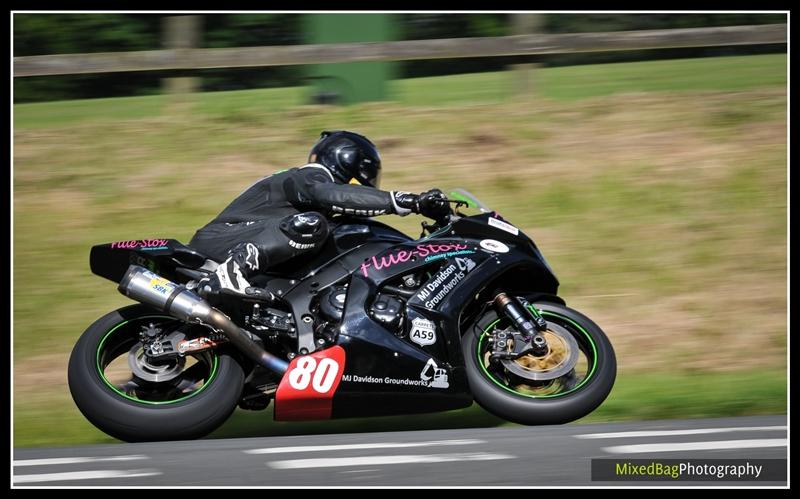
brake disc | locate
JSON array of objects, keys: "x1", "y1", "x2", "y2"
[
  {"x1": 500, "y1": 322, "x2": 580, "y2": 381},
  {"x1": 128, "y1": 342, "x2": 186, "y2": 383}
]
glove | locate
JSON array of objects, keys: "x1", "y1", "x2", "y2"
[
  {"x1": 392, "y1": 191, "x2": 420, "y2": 215},
  {"x1": 418, "y1": 189, "x2": 451, "y2": 220}
]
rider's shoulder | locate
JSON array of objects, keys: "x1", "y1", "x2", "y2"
[{"x1": 296, "y1": 163, "x2": 335, "y2": 183}]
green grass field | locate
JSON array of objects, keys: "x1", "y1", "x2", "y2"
[
  {"x1": 13, "y1": 54, "x2": 787, "y2": 447},
  {"x1": 14, "y1": 54, "x2": 787, "y2": 128}
]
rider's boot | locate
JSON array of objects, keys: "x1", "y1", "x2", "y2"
[{"x1": 197, "y1": 242, "x2": 275, "y2": 304}]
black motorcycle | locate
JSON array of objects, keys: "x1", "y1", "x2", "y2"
[{"x1": 68, "y1": 189, "x2": 616, "y2": 442}]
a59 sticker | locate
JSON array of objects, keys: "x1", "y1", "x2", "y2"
[
  {"x1": 275, "y1": 346, "x2": 346, "y2": 421},
  {"x1": 410, "y1": 317, "x2": 437, "y2": 346}
]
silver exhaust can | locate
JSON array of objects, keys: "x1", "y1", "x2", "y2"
[{"x1": 118, "y1": 265, "x2": 209, "y2": 321}]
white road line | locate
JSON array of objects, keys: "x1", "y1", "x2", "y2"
[
  {"x1": 268, "y1": 452, "x2": 514, "y2": 469},
  {"x1": 246, "y1": 439, "x2": 484, "y2": 454},
  {"x1": 603, "y1": 438, "x2": 788, "y2": 454},
  {"x1": 576, "y1": 426, "x2": 787, "y2": 439},
  {"x1": 13, "y1": 455, "x2": 149, "y2": 467},
  {"x1": 14, "y1": 469, "x2": 162, "y2": 484}
]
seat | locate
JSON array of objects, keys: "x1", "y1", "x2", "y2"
[{"x1": 171, "y1": 241, "x2": 214, "y2": 269}]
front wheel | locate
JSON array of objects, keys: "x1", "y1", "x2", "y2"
[
  {"x1": 463, "y1": 301, "x2": 616, "y2": 425},
  {"x1": 68, "y1": 304, "x2": 245, "y2": 442}
]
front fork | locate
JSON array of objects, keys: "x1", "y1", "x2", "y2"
[{"x1": 491, "y1": 292, "x2": 549, "y2": 359}]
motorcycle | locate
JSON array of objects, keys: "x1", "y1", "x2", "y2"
[{"x1": 68, "y1": 189, "x2": 616, "y2": 442}]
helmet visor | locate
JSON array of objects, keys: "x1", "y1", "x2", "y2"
[{"x1": 357, "y1": 156, "x2": 381, "y2": 188}]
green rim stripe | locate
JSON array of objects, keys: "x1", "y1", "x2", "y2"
[
  {"x1": 96, "y1": 316, "x2": 219, "y2": 406},
  {"x1": 477, "y1": 309, "x2": 598, "y2": 399},
  {"x1": 528, "y1": 306, "x2": 543, "y2": 320}
]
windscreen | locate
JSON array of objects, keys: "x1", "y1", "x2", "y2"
[{"x1": 449, "y1": 188, "x2": 492, "y2": 213}]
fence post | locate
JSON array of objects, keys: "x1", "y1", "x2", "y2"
[
  {"x1": 162, "y1": 15, "x2": 201, "y2": 96},
  {"x1": 511, "y1": 14, "x2": 543, "y2": 97}
]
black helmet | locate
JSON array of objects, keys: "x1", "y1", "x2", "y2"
[{"x1": 308, "y1": 130, "x2": 382, "y2": 188}]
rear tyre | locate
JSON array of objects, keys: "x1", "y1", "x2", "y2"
[{"x1": 68, "y1": 304, "x2": 245, "y2": 442}]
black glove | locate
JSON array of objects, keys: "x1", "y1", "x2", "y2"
[
  {"x1": 392, "y1": 191, "x2": 420, "y2": 215},
  {"x1": 418, "y1": 189, "x2": 451, "y2": 220}
]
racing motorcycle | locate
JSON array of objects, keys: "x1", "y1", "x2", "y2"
[{"x1": 68, "y1": 189, "x2": 616, "y2": 442}]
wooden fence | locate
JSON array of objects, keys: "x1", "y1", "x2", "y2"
[{"x1": 13, "y1": 23, "x2": 787, "y2": 78}]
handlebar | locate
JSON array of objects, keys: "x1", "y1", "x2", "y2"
[{"x1": 419, "y1": 196, "x2": 468, "y2": 237}]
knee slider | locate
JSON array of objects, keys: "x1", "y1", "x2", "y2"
[{"x1": 280, "y1": 212, "x2": 329, "y2": 250}]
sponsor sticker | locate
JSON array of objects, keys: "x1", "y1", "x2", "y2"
[
  {"x1": 480, "y1": 239, "x2": 510, "y2": 253},
  {"x1": 420, "y1": 358, "x2": 449, "y2": 389},
  {"x1": 455, "y1": 257, "x2": 476, "y2": 272},
  {"x1": 488, "y1": 217, "x2": 520, "y2": 235},
  {"x1": 149, "y1": 277, "x2": 176, "y2": 296},
  {"x1": 415, "y1": 264, "x2": 466, "y2": 309},
  {"x1": 111, "y1": 239, "x2": 169, "y2": 250},
  {"x1": 341, "y1": 357, "x2": 449, "y2": 390},
  {"x1": 410, "y1": 317, "x2": 437, "y2": 346},
  {"x1": 360, "y1": 243, "x2": 474, "y2": 277}
]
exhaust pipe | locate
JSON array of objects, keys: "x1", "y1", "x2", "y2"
[{"x1": 118, "y1": 265, "x2": 289, "y2": 375}]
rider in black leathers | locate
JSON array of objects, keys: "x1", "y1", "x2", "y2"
[{"x1": 189, "y1": 130, "x2": 450, "y2": 301}]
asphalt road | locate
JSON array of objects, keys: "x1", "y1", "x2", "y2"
[{"x1": 13, "y1": 415, "x2": 787, "y2": 487}]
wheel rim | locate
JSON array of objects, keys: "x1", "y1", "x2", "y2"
[
  {"x1": 96, "y1": 315, "x2": 219, "y2": 405},
  {"x1": 476, "y1": 310, "x2": 598, "y2": 399}
]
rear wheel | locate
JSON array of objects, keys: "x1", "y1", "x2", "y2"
[
  {"x1": 68, "y1": 304, "x2": 245, "y2": 442},
  {"x1": 463, "y1": 301, "x2": 616, "y2": 425}
]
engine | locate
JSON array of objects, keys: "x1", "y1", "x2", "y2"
[
  {"x1": 370, "y1": 293, "x2": 405, "y2": 333},
  {"x1": 312, "y1": 285, "x2": 348, "y2": 345},
  {"x1": 315, "y1": 283, "x2": 407, "y2": 340},
  {"x1": 317, "y1": 285, "x2": 348, "y2": 322}
]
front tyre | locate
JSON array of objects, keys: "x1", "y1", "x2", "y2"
[
  {"x1": 68, "y1": 304, "x2": 245, "y2": 442},
  {"x1": 463, "y1": 301, "x2": 616, "y2": 425}
]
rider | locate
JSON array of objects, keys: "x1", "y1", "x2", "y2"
[{"x1": 189, "y1": 130, "x2": 451, "y2": 301}]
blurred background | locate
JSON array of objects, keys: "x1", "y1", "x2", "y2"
[{"x1": 12, "y1": 12, "x2": 787, "y2": 447}]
